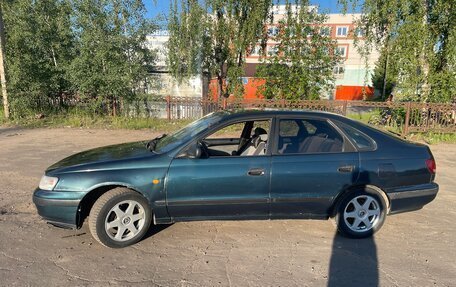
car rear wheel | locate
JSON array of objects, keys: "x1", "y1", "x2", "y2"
[
  {"x1": 88, "y1": 188, "x2": 152, "y2": 248},
  {"x1": 335, "y1": 189, "x2": 386, "y2": 238}
]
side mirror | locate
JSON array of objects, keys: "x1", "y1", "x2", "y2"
[{"x1": 186, "y1": 142, "x2": 202, "y2": 159}]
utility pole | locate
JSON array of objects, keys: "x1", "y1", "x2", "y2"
[
  {"x1": 0, "y1": 2, "x2": 9, "y2": 119},
  {"x1": 381, "y1": 35, "x2": 390, "y2": 101}
]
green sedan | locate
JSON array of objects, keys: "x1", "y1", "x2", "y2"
[{"x1": 34, "y1": 110, "x2": 438, "y2": 248}]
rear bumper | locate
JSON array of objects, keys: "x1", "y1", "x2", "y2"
[
  {"x1": 388, "y1": 183, "x2": 438, "y2": 214},
  {"x1": 33, "y1": 189, "x2": 84, "y2": 229}
]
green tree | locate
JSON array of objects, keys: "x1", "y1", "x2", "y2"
[
  {"x1": 167, "y1": 0, "x2": 208, "y2": 84},
  {"x1": 426, "y1": 0, "x2": 455, "y2": 103},
  {"x1": 69, "y1": 0, "x2": 156, "y2": 114},
  {"x1": 371, "y1": 47, "x2": 397, "y2": 100},
  {"x1": 0, "y1": 1, "x2": 9, "y2": 118},
  {"x1": 256, "y1": 1, "x2": 340, "y2": 100},
  {"x1": 3, "y1": 0, "x2": 74, "y2": 115},
  {"x1": 167, "y1": 0, "x2": 271, "y2": 99},
  {"x1": 341, "y1": 0, "x2": 455, "y2": 103}
]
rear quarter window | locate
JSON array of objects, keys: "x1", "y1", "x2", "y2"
[{"x1": 338, "y1": 123, "x2": 376, "y2": 151}]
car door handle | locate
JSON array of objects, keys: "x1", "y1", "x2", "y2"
[
  {"x1": 338, "y1": 165, "x2": 354, "y2": 173},
  {"x1": 248, "y1": 168, "x2": 265, "y2": 176}
]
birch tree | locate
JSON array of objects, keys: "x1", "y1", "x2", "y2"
[
  {"x1": 167, "y1": 0, "x2": 271, "y2": 99},
  {"x1": 256, "y1": 0, "x2": 340, "y2": 100},
  {"x1": 341, "y1": 0, "x2": 455, "y2": 103}
]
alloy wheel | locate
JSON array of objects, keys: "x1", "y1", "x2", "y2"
[
  {"x1": 343, "y1": 195, "x2": 381, "y2": 233},
  {"x1": 104, "y1": 200, "x2": 146, "y2": 242}
]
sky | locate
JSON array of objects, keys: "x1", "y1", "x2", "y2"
[{"x1": 143, "y1": 1, "x2": 361, "y2": 24}]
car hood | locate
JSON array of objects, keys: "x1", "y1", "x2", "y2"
[{"x1": 47, "y1": 141, "x2": 152, "y2": 172}]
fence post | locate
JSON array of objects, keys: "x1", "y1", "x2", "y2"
[
  {"x1": 342, "y1": 100, "x2": 348, "y2": 116},
  {"x1": 403, "y1": 101, "x2": 411, "y2": 137},
  {"x1": 112, "y1": 98, "x2": 117, "y2": 117},
  {"x1": 166, "y1": 95, "x2": 171, "y2": 121},
  {"x1": 223, "y1": 98, "x2": 227, "y2": 110}
]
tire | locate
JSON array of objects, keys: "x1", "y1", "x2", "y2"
[
  {"x1": 335, "y1": 189, "x2": 387, "y2": 238},
  {"x1": 88, "y1": 188, "x2": 152, "y2": 248}
]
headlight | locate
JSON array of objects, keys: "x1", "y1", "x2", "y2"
[{"x1": 39, "y1": 175, "x2": 59, "y2": 191}]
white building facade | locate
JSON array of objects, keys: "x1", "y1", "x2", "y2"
[
  {"x1": 245, "y1": 5, "x2": 379, "y2": 100},
  {"x1": 147, "y1": 5, "x2": 379, "y2": 100}
]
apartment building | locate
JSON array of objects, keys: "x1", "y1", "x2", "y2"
[
  {"x1": 146, "y1": 31, "x2": 202, "y2": 98},
  {"x1": 245, "y1": 5, "x2": 379, "y2": 100},
  {"x1": 147, "y1": 5, "x2": 379, "y2": 100}
]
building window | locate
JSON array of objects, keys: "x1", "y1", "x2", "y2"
[
  {"x1": 333, "y1": 66, "x2": 345, "y2": 77},
  {"x1": 336, "y1": 46, "x2": 347, "y2": 57},
  {"x1": 355, "y1": 27, "x2": 365, "y2": 37},
  {"x1": 320, "y1": 26, "x2": 331, "y2": 36},
  {"x1": 286, "y1": 27, "x2": 296, "y2": 37},
  {"x1": 321, "y1": 46, "x2": 330, "y2": 55},
  {"x1": 302, "y1": 26, "x2": 314, "y2": 37},
  {"x1": 268, "y1": 26, "x2": 280, "y2": 37},
  {"x1": 336, "y1": 26, "x2": 348, "y2": 37},
  {"x1": 250, "y1": 45, "x2": 261, "y2": 56},
  {"x1": 268, "y1": 45, "x2": 279, "y2": 56}
]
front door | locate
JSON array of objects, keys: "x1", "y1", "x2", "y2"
[{"x1": 166, "y1": 119, "x2": 272, "y2": 220}]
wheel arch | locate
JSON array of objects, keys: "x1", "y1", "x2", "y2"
[
  {"x1": 77, "y1": 183, "x2": 148, "y2": 228},
  {"x1": 329, "y1": 184, "x2": 391, "y2": 218}
]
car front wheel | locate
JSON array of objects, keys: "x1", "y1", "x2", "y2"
[
  {"x1": 88, "y1": 188, "x2": 152, "y2": 248},
  {"x1": 335, "y1": 189, "x2": 386, "y2": 238}
]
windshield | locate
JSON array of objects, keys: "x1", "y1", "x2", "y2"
[{"x1": 154, "y1": 112, "x2": 226, "y2": 153}]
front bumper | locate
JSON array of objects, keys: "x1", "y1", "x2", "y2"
[
  {"x1": 388, "y1": 182, "x2": 439, "y2": 214},
  {"x1": 33, "y1": 189, "x2": 85, "y2": 229}
]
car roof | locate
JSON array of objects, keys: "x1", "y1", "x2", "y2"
[{"x1": 217, "y1": 109, "x2": 345, "y2": 121}]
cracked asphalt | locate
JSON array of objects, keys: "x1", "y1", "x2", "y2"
[{"x1": 0, "y1": 127, "x2": 454, "y2": 286}]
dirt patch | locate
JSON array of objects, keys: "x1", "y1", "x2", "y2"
[{"x1": 0, "y1": 127, "x2": 454, "y2": 286}]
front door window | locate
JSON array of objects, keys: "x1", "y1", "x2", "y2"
[{"x1": 202, "y1": 119, "x2": 271, "y2": 157}]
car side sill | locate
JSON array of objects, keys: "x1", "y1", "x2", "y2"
[{"x1": 158, "y1": 214, "x2": 329, "y2": 224}]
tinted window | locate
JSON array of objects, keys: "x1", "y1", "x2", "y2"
[
  {"x1": 277, "y1": 119, "x2": 344, "y2": 154},
  {"x1": 339, "y1": 124, "x2": 375, "y2": 150},
  {"x1": 279, "y1": 120, "x2": 299, "y2": 137},
  {"x1": 204, "y1": 120, "x2": 271, "y2": 157}
]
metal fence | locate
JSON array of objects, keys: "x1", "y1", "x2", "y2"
[
  {"x1": 124, "y1": 96, "x2": 220, "y2": 119},
  {"x1": 128, "y1": 96, "x2": 455, "y2": 136}
]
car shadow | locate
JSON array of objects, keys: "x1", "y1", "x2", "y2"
[
  {"x1": 327, "y1": 233, "x2": 379, "y2": 287},
  {"x1": 141, "y1": 223, "x2": 174, "y2": 242}
]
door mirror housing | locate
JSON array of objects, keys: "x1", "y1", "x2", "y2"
[{"x1": 186, "y1": 142, "x2": 202, "y2": 159}]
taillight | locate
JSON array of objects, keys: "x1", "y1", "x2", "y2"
[{"x1": 426, "y1": 159, "x2": 436, "y2": 174}]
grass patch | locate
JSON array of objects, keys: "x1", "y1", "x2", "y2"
[
  {"x1": 0, "y1": 111, "x2": 193, "y2": 132},
  {"x1": 0, "y1": 107, "x2": 5, "y2": 125},
  {"x1": 347, "y1": 110, "x2": 403, "y2": 135},
  {"x1": 408, "y1": 132, "x2": 456, "y2": 145},
  {"x1": 346, "y1": 111, "x2": 376, "y2": 124}
]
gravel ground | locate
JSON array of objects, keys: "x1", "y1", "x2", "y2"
[{"x1": 0, "y1": 127, "x2": 454, "y2": 287}]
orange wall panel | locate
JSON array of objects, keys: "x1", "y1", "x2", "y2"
[
  {"x1": 335, "y1": 85, "x2": 374, "y2": 100},
  {"x1": 208, "y1": 79, "x2": 374, "y2": 101}
]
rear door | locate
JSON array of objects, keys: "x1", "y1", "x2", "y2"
[{"x1": 270, "y1": 117, "x2": 359, "y2": 218}]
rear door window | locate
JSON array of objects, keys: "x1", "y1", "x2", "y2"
[{"x1": 277, "y1": 118, "x2": 344, "y2": 154}]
